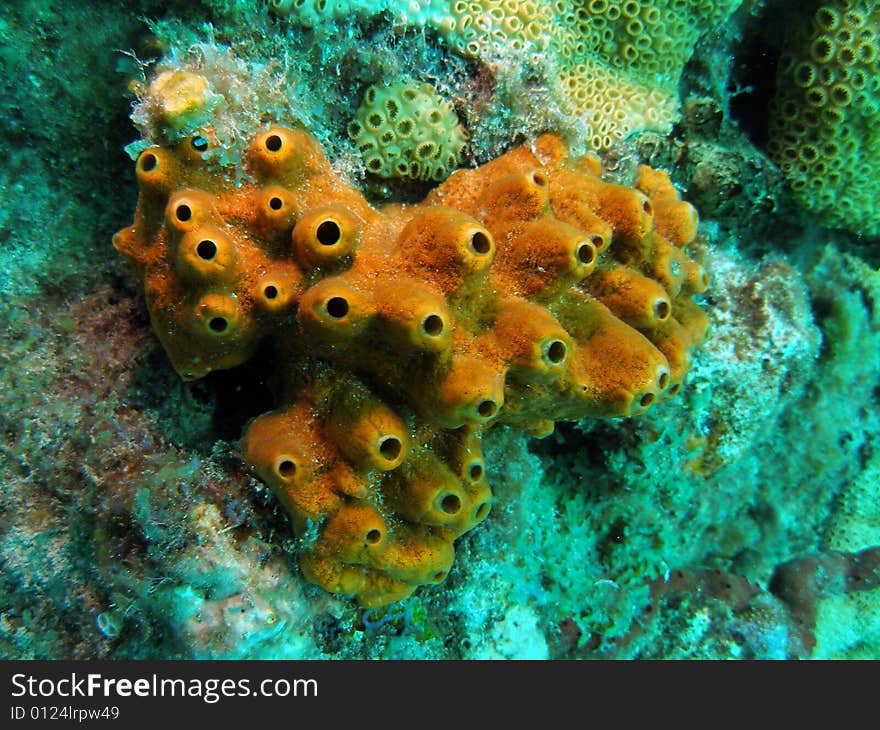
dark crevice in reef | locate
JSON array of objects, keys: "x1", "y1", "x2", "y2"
[
  {"x1": 206, "y1": 342, "x2": 278, "y2": 442},
  {"x1": 528, "y1": 420, "x2": 637, "y2": 464},
  {"x1": 809, "y1": 294, "x2": 835, "y2": 363},
  {"x1": 127, "y1": 339, "x2": 276, "y2": 450},
  {"x1": 726, "y1": 0, "x2": 821, "y2": 151},
  {"x1": 726, "y1": 8, "x2": 781, "y2": 150}
]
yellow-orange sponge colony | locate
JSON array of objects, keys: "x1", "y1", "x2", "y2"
[{"x1": 114, "y1": 126, "x2": 709, "y2": 606}]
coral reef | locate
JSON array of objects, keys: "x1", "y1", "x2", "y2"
[
  {"x1": 270, "y1": 1, "x2": 744, "y2": 149},
  {"x1": 127, "y1": 43, "x2": 302, "y2": 171},
  {"x1": 632, "y1": 95, "x2": 803, "y2": 245},
  {"x1": 124, "y1": 0, "x2": 750, "y2": 184},
  {"x1": 452, "y1": 241, "x2": 830, "y2": 657},
  {"x1": 114, "y1": 125, "x2": 709, "y2": 605},
  {"x1": 272, "y1": 0, "x2": 742, "y2": 150},
  {"x1": 769, "y1": 546, "x2": 880, "y2": 657},
  {"x1": 549, "y1": 0, "x2": 744, "y2": 149},
  {"x1": 348, "y1": 80, "x2": 468, "y2": 181},
  {"x1": 768, "y1": 0, "x2": 880, "y2": 238},
  {"x1": 594, "y1": 546, "x2": 880, "y2": 659},
  {"x1": 2, "y1": 0, "x2": 879, "y2": 661}
]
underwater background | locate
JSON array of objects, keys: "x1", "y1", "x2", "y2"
[{"x1": 0, "y1": 0, "x2": 878, "y2": 659}]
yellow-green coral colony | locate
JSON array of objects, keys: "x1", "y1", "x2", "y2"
[
  {"x1": 768, "y1": 0, "x2": 880, "y2": 237},
  {"x1": 114, "y1": 126, "x2": 709, "y2": 606},
  {"x1": 273, "y1": 0, "x2": 743, "y2": 150},
  {"x1": 348, "y1": 81, "x2": 468, "y2": 182},
  {"x1": 446, "y1": 0, "x2": 742, "y2": 147}
]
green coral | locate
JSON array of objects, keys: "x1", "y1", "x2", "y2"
[
  {"x1": 348, "y1": 79, "x2": 468, "y2": 181},
  {"x1": 273, "y1": 0, "x2": 744, "y2": 150},
  {"x1": 768, "y1": 0, "x2": 880, "y2": 238}
]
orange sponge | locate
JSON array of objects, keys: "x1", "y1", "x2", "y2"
[{"x1": 115, "y1": 126, "x2": 709, "y2": 606}]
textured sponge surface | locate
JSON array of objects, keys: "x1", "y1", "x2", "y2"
[{"x1": 114, "y1": 126, "x2": 709, "y2": 606}]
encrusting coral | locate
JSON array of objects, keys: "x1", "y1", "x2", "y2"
[
  {"x1": 768, "y1": 0, "x2": 880, "y2": 237},
  {"x1": 348, "y1": 79, "x2": 469, "y2": 182},
  {"x1": 114, "y1": 125, "x2": 709, "y2": 606},
  {"x1": 269, "y1": 0, "x2": 744, "y2": 150}
]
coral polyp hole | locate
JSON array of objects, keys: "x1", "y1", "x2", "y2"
[
  {"x1": 440, "y1": 493, "x2": 462, "y2": 515},
  {"x1": 277, "y1": 459, "x2": 297, "y2": 478},
  {"x1": 654, "y1": 300, "x2": 670, "y2": 320},
  {"x1": 639, "y1": 392, "x2": 655, "y2": 408},
  {"x1": 265, "y1": 134, "x2": 283, "y2": 152},
  {"x1": 468, "y1": 462, "x2": 484, "y2": 481},
  {"x1": 196, "y1": 240, "x2": 217, "y2": 260},
  {"x1": 474, "y1": 502, "x2": 490, "y2": 521},
  {"x1": 316, "y1": 220, "x2": 341, "y2": 246},
  {"x1": 378, "y1": 436, "x2": 402, "y2": 462},
  {"x1": 590, "y1": 234, "x2": 605, "y2": 249},
  {"x1": 325, "y1": 296, "x2": 349, "y2": 319},
  {"x1": 546, "y1": 340, "x2": 567, "y2": 364},
  {"x1": 531, "y1": 171, "x2": 548, "y2": 187},
  {"x1": 140, "y1": 152, "x2": 158, "y2": 172},
  {"x1": 816, "y1": 7, "x2": 838, "y2": 29},
  {"x1": 365, "y1": 528, "x2": 382, "y2": 544},
  {"x1": 175, "y1": 204, "x2": 192, "y2": 222},
  {"x1": 668, "y1": 383, "x2": 681, "y2": 395},
  {"x1": 470, "y1": 230, "x2": 491, "y2": 254},
  {"x1": 658, "y1": 372, "x2": 669, "y2": 390},
  {"x1": 642, "y1": 199, "x2": 653, "y2": 215},
  {"x1": 576, "y1": 242, "x2": 595, "y2": 265},
  {"x1": 263, "y1": 285, "x2": 279, "y2": 300},
  {"x1": 208, "y1": 317, "x2": 228, "y2": 333},
  {"x1": 269, "y1": 196, "x2": 284, "y2": 211},
  {"x1": 422, "y1": 314, "x2": 444, "y2": 336},
  {"x1": 477, "y1": 399, "x2": 497, "y2": 418},
  {"x1": 433, "y1": 571, "x2": 448, "y2": 582},
  {"x1": 191, "y1": 136, "x2": 208, "y2": 152}
]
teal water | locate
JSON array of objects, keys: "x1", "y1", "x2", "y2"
[{"x1": 0, "y1": 0, "x2": 877, "y2": 660}]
